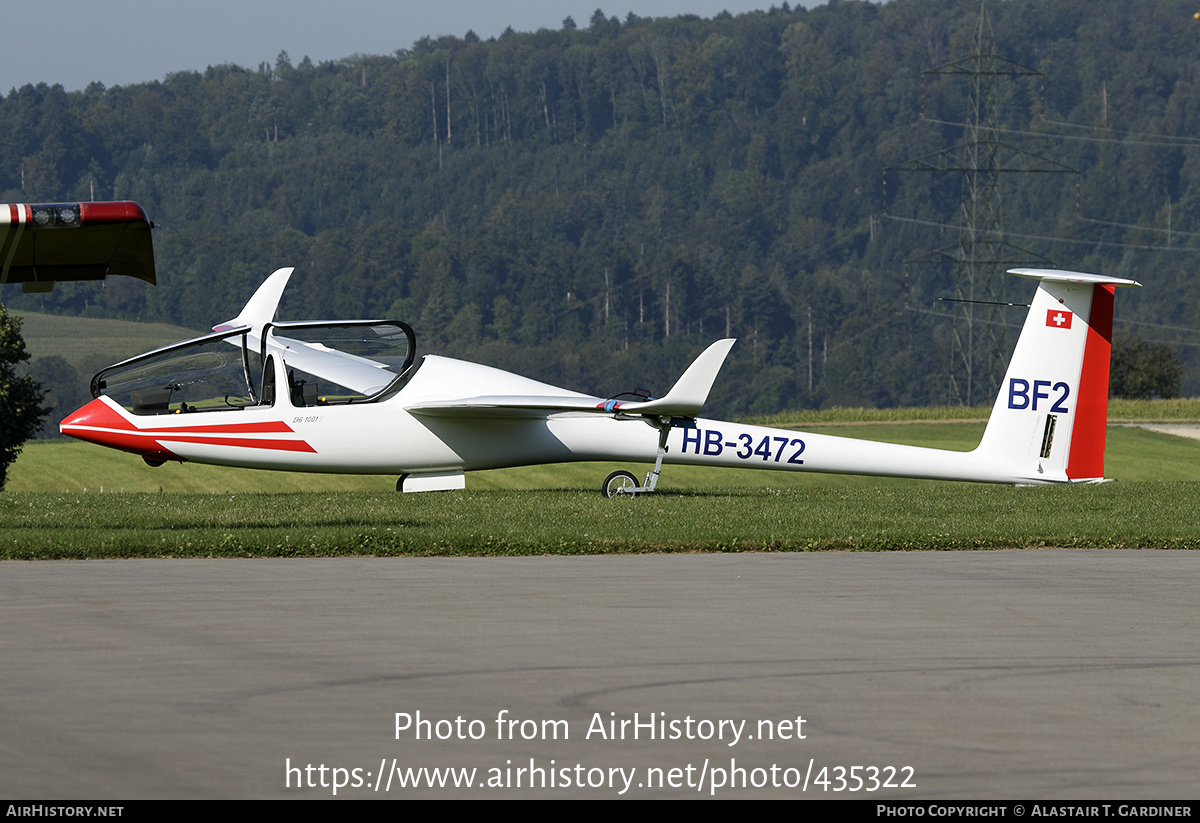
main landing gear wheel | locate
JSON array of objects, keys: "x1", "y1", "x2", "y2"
[{"x1": 602, "y1": 470, "x2": 639, "y2": 498}]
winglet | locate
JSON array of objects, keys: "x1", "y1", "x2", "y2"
[
  {"x1": 212, "y1": 267, "x2": 294, "y2": 332},
  {"x1": 610, "y1": 338, "x2": 736, "y2": 417}
]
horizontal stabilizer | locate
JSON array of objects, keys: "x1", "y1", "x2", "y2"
[
  {"x1": 0, "y1": 201, "x2": 155, "y2": 292},
  {"x1": 1008, "y1": 268, "x2": 1142, "y2": 288}
]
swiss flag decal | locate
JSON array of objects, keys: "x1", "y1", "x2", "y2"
[{"x1": 1046, "y1": 309, "x2": 1073, "y2": 329}]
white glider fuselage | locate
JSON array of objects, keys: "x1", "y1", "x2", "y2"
[
  {"x1": 67, "y1": 360, "x2": 1019, "y2": 483},
  {"x1": 62, "y1": 267, "x2": 1140, "y2": 492}
]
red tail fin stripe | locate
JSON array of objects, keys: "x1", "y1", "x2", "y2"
[{"x1": 1066, "y1": 284, "x2": 1114, "y2": 480}]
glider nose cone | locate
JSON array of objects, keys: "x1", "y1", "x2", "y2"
[
  {"x1": 60, "y1": 397, "x2": 119, "y2": 443},
  {"x1": 60, "y1": 398, "x2": 178, "y2": 462}
]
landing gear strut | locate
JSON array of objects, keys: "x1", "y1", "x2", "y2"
[{"x1": 600, "y1": 418, "x2": 674, "y2": 498}]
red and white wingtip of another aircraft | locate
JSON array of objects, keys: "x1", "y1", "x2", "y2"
[{"x1": 1, "y1": 200, "x2": 155, "y2": 292}]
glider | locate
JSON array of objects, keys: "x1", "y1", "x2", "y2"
[
  {"x1": 61, "y1": 265, "x2": 1138, "y2": 495},
  {"x1": 0, "y1": 201, "x2": 155, "y2": 292}
]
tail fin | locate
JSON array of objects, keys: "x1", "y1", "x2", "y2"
[
  {"x1": 975, "y1": 269, "x2": 1140, "y2": 483},
  {"x1": 212, "y1": 267, "x2": 293, "y2": 332}
]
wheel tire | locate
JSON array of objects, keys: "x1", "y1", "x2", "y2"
[
  {"x1": 396, "y1": 474, "x2": 409, "y2": 493},
  {"x1": 602, "y1": 470, "x2": 639, "y2": 498}
]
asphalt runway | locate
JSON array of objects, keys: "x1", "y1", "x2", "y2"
[{"x1": 2, "y1": 551, "x2": 1198, "y2": 799}]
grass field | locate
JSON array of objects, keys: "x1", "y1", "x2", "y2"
[
  {"x1": 4, "y1": 480, "x2": 1200, "y2": 559},
  {"x1": 18, "y1": 312, "x2": 201, "y2": 372},
  {"x1": 5, "y1": 416, "x2": 1200, "y2": 558}
]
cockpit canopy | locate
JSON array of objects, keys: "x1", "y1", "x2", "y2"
[{"x1": 92, "y1": 320, "x2": 416, "y2": 415}]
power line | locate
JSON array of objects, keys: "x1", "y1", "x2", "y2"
[
  {"x1": 889, "y1": 7, "x2": 1060, "y2": 406},
  {"x1": 1077, "y1": 213, "x2": 1200, "y2": 240},
  {"x1": 908, "y1": 308, "x2": 1200, "y2": 348},
  {"x1": 918, "y1": 116, "x2": 1200, "y2": 239},
  {"x1": 904, "y1": 304, "x2": 1024, "y2": 332},
  {"x1": 1115, "y1": 317, "x2": 1200, "y2": 337},
  {"x1": 1039, "y1": 115, "x2": 1200, "y2": 146},
  {"x1": 921, "y1": 115, "x2": 1200, "y2": 149},
  {"x1": 883, "y1": 213, "x2": 1200, "y2": 254}
]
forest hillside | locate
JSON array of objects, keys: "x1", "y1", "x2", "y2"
[{"x1": 4, "y1": 0, "x2": 1199, "y2": 427}]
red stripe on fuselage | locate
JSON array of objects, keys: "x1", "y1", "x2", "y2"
[
  {"x1": 1066, "y1": 284, "x2": 1114, "y2": 480},
  {"x1": 60, "y1": 397, "x2": 316, "y2": 457},
  {"x1": 138, "y1": 420, "x2": 296, "y2": 435},
  {"x1": 152, "y1": 434, "x2": 317, "y2": 453}
]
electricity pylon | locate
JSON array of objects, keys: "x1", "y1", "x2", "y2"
[{"x1": 887, "y1": 6, "x2": 1076, "y2": 405}]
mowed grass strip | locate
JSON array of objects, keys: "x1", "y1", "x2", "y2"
[
  {"x1": 3, "y1": 482, "x2": 1200, "y2": 559},
  {"x1": 5, "y1": 421, "x2": 1200, "y2": 558}
]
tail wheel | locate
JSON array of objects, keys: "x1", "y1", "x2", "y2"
[
  {"x1": 602, "y1": 470, "x2": 639, "y2": 498},
  {"x1": 396, "y1": 474, "x2": 408, "y2": 492}
]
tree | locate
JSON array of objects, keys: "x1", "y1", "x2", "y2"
[
  {"x1": 27, "y1": 355, "x2": 88, "y2": 440},
  {"x1": 1109, "y1": 335, "x2": 1182, "y2": 400},
  {"x1": 0, "y1": 306, "x2": 49, "y2": 489}
]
